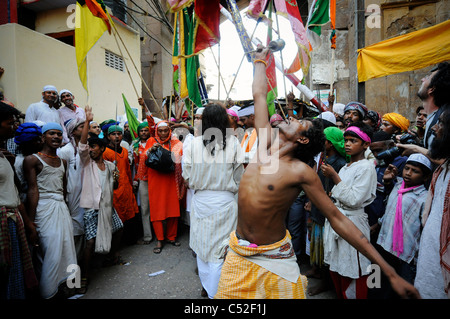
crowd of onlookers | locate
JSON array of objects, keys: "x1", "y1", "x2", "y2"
[{"x1": 0, "y1": 61, "x2": 449, "y2": 300}]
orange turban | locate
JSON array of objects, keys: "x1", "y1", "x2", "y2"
[{"x1": 382, "y1": 112, "x2": 410, "y2": 133}]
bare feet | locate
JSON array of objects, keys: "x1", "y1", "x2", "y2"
[
  {"x1": 308, "y1": 279, "x2": 331, "y2": 296},
  {"x1": 305, "y1": 265, "x2": 322, "y2": 279}
]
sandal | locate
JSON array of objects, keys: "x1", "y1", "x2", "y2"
[
  {"x1": 153, "y1": 242, "x2": 163, "y2": 254},
  {"x1": 166, "y1": 240, "x2": 181, "y2": 247}
]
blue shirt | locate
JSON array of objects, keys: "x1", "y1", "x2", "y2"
[{"x1": 376, "y1": 179, "x2": 428, "y2": 264}]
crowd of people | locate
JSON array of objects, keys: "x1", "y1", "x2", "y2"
[{"x1": 0, "y1": 56, "x2": 449, "y2": 300}]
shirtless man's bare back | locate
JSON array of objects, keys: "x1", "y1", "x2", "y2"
[{"x1": 232, "y1": 46, "x2": 420, "y2": 299}]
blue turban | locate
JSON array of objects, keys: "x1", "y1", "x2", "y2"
[
  {"x1": 42, "y1": 122, "x2": 63, "y2": 134},
  {"x1": 14, "y1": 123, "x2": 42, "y2": 144},
  {"x1": 101, "y1": 121, "x2": 118, "y2": 133}
]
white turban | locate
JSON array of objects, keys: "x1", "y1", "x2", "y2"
[
  {"x1": 238, "y1": 105, "x2": 255, "y2": 117},
  {"x1": 318, "y1": 111, "x2": 337, "y2": 125},
  {"x1": 195, "y1": 107, "x2": 205, "y2": 115},
  {"x1": 229, "y1": 105, "x2": 241, "y2": 113},
  {"x1": 43, "y1": 85, "x2": 57, "y2": 93},
  {"x1": 59, "y1": 89, "x2": 73, "y2": 97}
]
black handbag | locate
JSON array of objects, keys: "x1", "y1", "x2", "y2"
[{"x1": 145, "y1": 138, "x2": 175, "y2": 173}]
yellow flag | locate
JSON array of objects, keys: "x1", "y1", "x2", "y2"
[
  {"x1": 357, "y1": 20, "x2": 450, "y2": 82},
  {"x1": 75, "y1": 1, "x2": 109, "y2": 92}
]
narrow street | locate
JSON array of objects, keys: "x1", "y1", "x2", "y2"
[{"x1": 78, "y1": 223, "x2": 336, "y2": 300}]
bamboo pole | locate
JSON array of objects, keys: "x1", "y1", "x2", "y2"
[{"x1": 108, "y1": 14, "x2": 164, "y2": 117}]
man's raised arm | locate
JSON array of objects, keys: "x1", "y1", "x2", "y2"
[{"x1": 252, "y1": 47, "x2": 272, "y2": 150}]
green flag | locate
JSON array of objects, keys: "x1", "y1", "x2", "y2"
[
  {"x1": 184, "y1": 8, "x2": 202, "y2": 109},
  {"x1": 122, "y1": 93, "x2": 140, "y2": 139},
  {"x1": 306, "y1": 0, "x2": 330, "y2": 49}
]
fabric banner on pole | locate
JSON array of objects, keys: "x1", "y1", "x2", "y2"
[
  {"x1": 357, "y1": 20, "x2": 450, "y2": 82},
  {"x1": 122, "y1": 94, "x2": 140, "y2": 139},
  {"x1": 172, "y1": 8, "x2": 203, "y2": 110},
  {"x1": 193, "y1": 0, "x2": 220, "y2": 54},
  {"x1": 306, "y1": 0, "x2": 330, "y2": 49},
  {"x1": 266, "y1": 1, "x2": 277, "y2": 116},
  {"x1": 247, "y1": 0, "x2": 269, "y2": 20},
  {"x1": 330, "y1": 0, "x2": 336, "y2": 49},
  {"x1": 167, "y1": 0, "x2": 194, "y2": 12},
  {"x1": 226, "y1": 0, "x2": 255, "y2": 62},
  {"x1": 75, "y1": 0, "x2": 111, "y2": 92},
  {"x1": 274, "y1": 0, "x2": 311, "y2": 75}
]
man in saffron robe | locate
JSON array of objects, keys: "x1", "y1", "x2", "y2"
[{"x1": 103, "y1": 125, "x2": 139, "y2": 236}]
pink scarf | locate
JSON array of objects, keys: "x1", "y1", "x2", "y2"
[{"x1": 392, "y1": 180, "x2": 420, "y2": 256}]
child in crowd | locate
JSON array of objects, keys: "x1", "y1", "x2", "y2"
[
  {"x1": 373, "y1": 153, "x2": 431, "y2": 298},
  {"x1": 306, "y1": 126, "x2": 348, "y2": 296},
  {"x1": 321, "y1": 122, "x2": 377, "y2": 299}
]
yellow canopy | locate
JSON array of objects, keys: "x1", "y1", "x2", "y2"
[{"x1": 357, "y1": 20, "x2": 450, "y2": 82}]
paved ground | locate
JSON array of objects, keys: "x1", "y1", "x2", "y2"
[{"x1": 78, "y1": 224, "x2": 336, "y2": 300}]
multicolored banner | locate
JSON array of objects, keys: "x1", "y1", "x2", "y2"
[
  {"x1": 75, "y1": 0, "x2": 111, "y2": 92},
  {"x1": 167, "y1": 0, "x2": 194, "y2": 12},
  {"x1": 266, "y1": 1, "x2": 277, "y2": 116},
  {"x1": 172, "y1": 8, "x2": 203, "y2": 110},
  {"x1": 226, "y1": 0, "x2": 255, "y2": 62},
  {"x1": 306, "y1": 0, "x2": 330, "y2": 49},
  {"x1": 274, "y1": 0, "x2": 311, "y2": 75}
]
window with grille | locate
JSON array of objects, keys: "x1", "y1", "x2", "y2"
[{"x1": 105, "y1": 50, "x2": 124, "y2": 72}]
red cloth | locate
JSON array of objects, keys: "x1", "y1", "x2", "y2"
[
  {"x1": 103, "y1": 147, "x2": 138, "y2": 222},
  {"x1": 145, "y1": 121, "x2": 186, "y2": 222},
  {"x1": 134, "y1": 141, "x2": 151, "y2": 181},
  {"x1": 153, "y1": 218, "x2": 178, "y2": 241},
  {"x1": 194, "y1": 0, "x2": 220, "y2": 53},
  {"x1": 145, "y1": 138, "x2": 183, "y2": 222},
  {"x1": 133, "y1": 114, "x2": 156, "y2": 181},
  {"x1": 329, "y1": 271, "x2": 369, "y2": 299}
]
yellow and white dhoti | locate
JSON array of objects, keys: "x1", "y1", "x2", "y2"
[{"x1": 215, "y1": 230, "x2": 308, "y2": 299}]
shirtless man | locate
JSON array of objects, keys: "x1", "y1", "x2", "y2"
[{"x1": 215, "y1": 47, "x2": 420, "y2": 299}]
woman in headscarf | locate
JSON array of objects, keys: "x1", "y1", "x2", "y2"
[{"x1": 145, "y1": 121, "x2": 185, "y2": 254}]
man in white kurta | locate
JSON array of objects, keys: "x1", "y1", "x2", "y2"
[
  {"x1": 25, "y1": 85, "x2": 61, "y2": 124},
  {"x1": 57, "y1": 118, "x2": 86, "y2": 261},
  {"x1": 182, "y1": 134, "x2": 244, "y2": 298},
  {"x1": 414, "y1": 161, "x2": 449, "y2": 299},
  {"x1": 323, "y1": 158, "x2": 377, "y2": 297}
]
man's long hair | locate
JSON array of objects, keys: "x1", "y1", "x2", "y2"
[
  {"x1": 201, "y1": 103, "x2": 230, "y2": 155},
  {"x1": 294, "y1": 118, "x2": 325, "y2": 166},
  {"x1": 429, "y1": 62, "x2": 450, "y2": 107}
]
